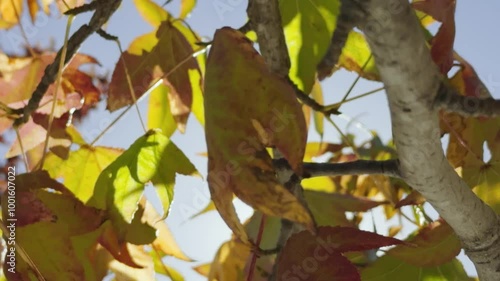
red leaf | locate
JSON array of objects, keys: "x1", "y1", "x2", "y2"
[
  {"x1": 413, "y1": 0, "x2": 456, "y2": 73},
  {"x1": 276, "y1": 226, "x2": 404, "y2": 281}
]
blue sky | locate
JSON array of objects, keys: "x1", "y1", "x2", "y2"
[{"x1": 2, "y1": 0, "x2": 500, "y2": 280}]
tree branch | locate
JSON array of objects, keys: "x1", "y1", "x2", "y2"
[
  {"x1": 434, "y1": 82, "x2": 500, "y2": 117},
  {"x1": 354, "y1": 0, "x2": 500, "y2": 279},
  {"x1": 302, "y1": 159, "x2": 401, "y2": 179},
  {"x1": 12, "y1": 0, "x2": 122, "y2": 127}
]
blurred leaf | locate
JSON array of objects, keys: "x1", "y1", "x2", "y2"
[
  {"x1": 133, "y1": 0, "x2": 170, "y2": 26},
  {"x1": 0, "y1": 0, "x2": 23, "y2": 29},
  {"x1": 208, "y1": 240, "x2": 248, "y2": 281},
  {"x1": 304, "y1": 191, "x2": 387, "y2": 227},
  {"x1": 108, "y1": 21, "x2": 202, "y2": 132},
  {"x1": 180, "y1": 0, "x2": 196, "y2": 19},
  {"x1": 108, "y1": 244, "x2": 156, "y2": 281},
  {"x1": 338, "y1": 31, "x2": 379, "y2": 80},
  {"x1": 302, "y1": 176, "x2": 337, "y2": 192},
  {"x1": 413, "y1": 0, "x2": 456, "y2": 73},
  {"x1": 44, "y1": 145, "x2": 123, "y2": 203},
  {"x1": 395, "y1": 190, "x2": 426, "y2": 208},
  {"x1": 311, "y1": 79, "x2": 325, "y2": 137},
  {"x1": 280, "y1": 0, "x2": 341, "y2": 93},
  {"x1": 361, "y1": 256, "x2": 470, "y2": 281},
  {"x1": 194, "y1": 263, "x2": 211, "y2": 277},
  {"x1": 147, "y1": 84, "x2": 177, "y2": 138},
  {"x1": 389, "y1": 220, "x2": 461, "y2": 266},
  {"x1": 204, "y1": 27, "x2": 313, "y2": 243},
  {"x1": 277, "y1": 226, "x2": 404, "y2": 281},
  {"x1": 303, "y1": 141, "x2": 344, "y2": 162}
]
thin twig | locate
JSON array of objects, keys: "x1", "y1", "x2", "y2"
[{"x1": 39, "y1": 14, "x2": 75, "y2": 170}]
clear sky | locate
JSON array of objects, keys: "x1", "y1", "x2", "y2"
[{"x1": 2, "y1": 0, "x2": 500, "y2": 280}]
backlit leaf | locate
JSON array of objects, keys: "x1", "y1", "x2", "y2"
[
  {"x1": 338, "y1": 31, "x2": 379, "y2": 80},
  {"x1": 180, "y1": 0, "x2": 196, "y2": 19},
  {"x1": 133, "y1": 0, "x2": 170, "y2": 26},
  {"x1": 204, "y1": 27, "x2": 313, "y2": 243},
  {"x1": 389, "y1": 220, "x2": 461, "y2": 266},
  {"x1": 108, "y1": 21, "x2": 201, "y2": 132},
  {"x1": 44, "y1": 145, "x2": 123, "y2": 203},
  {"x1": 89, "y1": 130, "x2": 198, "y2": 239},
  {"x1": 276, "y1": 226, "x2": 404, "y2": 281},
  {"x1": 280, "y1": 0, "x2": 341, "y2": 93},
  {"x1": 361, "y1": 256, "x2": 470, "y2": 281}
]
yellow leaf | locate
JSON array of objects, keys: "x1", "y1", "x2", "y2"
[
  {"x1": 133, "y1": 0, "x2": 170, "y2": 26},
  {"x1": 179, "y1": 0, "x2": 196, "y2": 19}
]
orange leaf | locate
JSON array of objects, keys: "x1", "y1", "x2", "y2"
[
  {"x1": 413, "y1": 0, "x2": 456, "y2": 73},
  {"x1": 204, "y1": 27, "x2": 314, "y2": 244}
]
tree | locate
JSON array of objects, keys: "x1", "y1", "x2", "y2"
[{"x1": 0, "y1": 0, "x2": 499, "y2": 280}]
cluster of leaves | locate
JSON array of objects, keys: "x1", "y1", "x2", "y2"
[{"x1": 0, "y1": 0, "x2": 497, "y2": 280}]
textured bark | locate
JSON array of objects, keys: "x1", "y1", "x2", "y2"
[{"x1": 354, "y1": 0, "x2": 500, "y2": 279}]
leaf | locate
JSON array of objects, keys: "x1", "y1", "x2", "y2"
[
  {"x1": 194, "y1": 263, "x2": 211, "y2": 277},
  {"x1": 361, "y1": 256, "x2": 470, "y2": 281},
  {"x1": 108, "y1": 21, "x2": 202, "y2": 132},
  {"x1": 389, "y1": 220, "x2": 461, "y2": 266},
  {"x1": 280, "y1": 0, "x2": 341, "y2": 93},
  {"x1": 133, "y1": 0, "x2": 170, "y2": 26},
  {"x1": 276, "y1": 226, "x2": 404, "y2": 281},
  {"x1": 304, "y1": 190, "x2": 387, "y2": 227},
  {"x1": 140, "y1": 198, "x2": 191, "y2": 261},
  {"x1": 310, "y1": 79, "x2": 324, "y2": 137},
  {"x1": 204, "y1": 27, "x2": 313, "y2": 243},
  {"x1": 338, "y1": 31, "x2": 379, "y2": 80},
  {"x1": 147, "y1": 83, "x2": 177, "y2": 138},
  {"x1": 2, "y1": 187, "x2": 106, "y2": 280},
  {"x1": 395, "y1": 190, "x2": 426, "y2": 208},
  {"x1": 88, "y1": 129, "x2": 197, "y2": 239},
  {"x1": 44, "y1": 145, "x2": 123, "y2": 203},
  {"x1": 303, "y1": 141, "x2": 344, "y2": 162},
  {"x1": 208, "y1": 240, "x2": 249, "y2": 281},
  {"x1": 108, "y1": 244, "x2": 156, "y2": 281},
  {"x1": 180, "y1": 0, "x2": 196, "y2": 19},
  {"x1": 0, "y1": 0, "x2": 23, "y2": 29}
]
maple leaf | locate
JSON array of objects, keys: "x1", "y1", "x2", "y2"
[
  {"x1": 204, "y1": 27, "x2": 314, "y2": 244},
  {"x1": 276, "y1": 226, "x2": 405, "y2": 281},
  {"x1": 108, "y1": 21, "x2": 201, "y2": 133}
]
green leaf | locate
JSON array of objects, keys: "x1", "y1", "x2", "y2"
[
  {"x1": 311, "y1": 79, "x2": 324, "y2": 137},
  {"x1": 133, "y1": 0, "x2": 170, "y2": 26},
  {"x1": 361, "y1": 256, "x2": 471, "y2": 281},
  {"x1": 44, "y1": 146, "x2": 123, "y2": 203},
  {"x1": 389, "y1": 221, "x2": 461, "y2": 266},
  {"x1": 338, "y1": 31, "x2": 379, "y2": 80},
  {"x1": 180, "y1": 0, "x2": 196, "y2": 19},
  {"x1": 280, "y1": 0, "x2": 341, "y2": 93},
  {"x1": 89, "y1": 130, "x2": 198, "y2": 237},
  {"x1": 147, "y1": 84, "x2": 177, "y2": 138}
]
